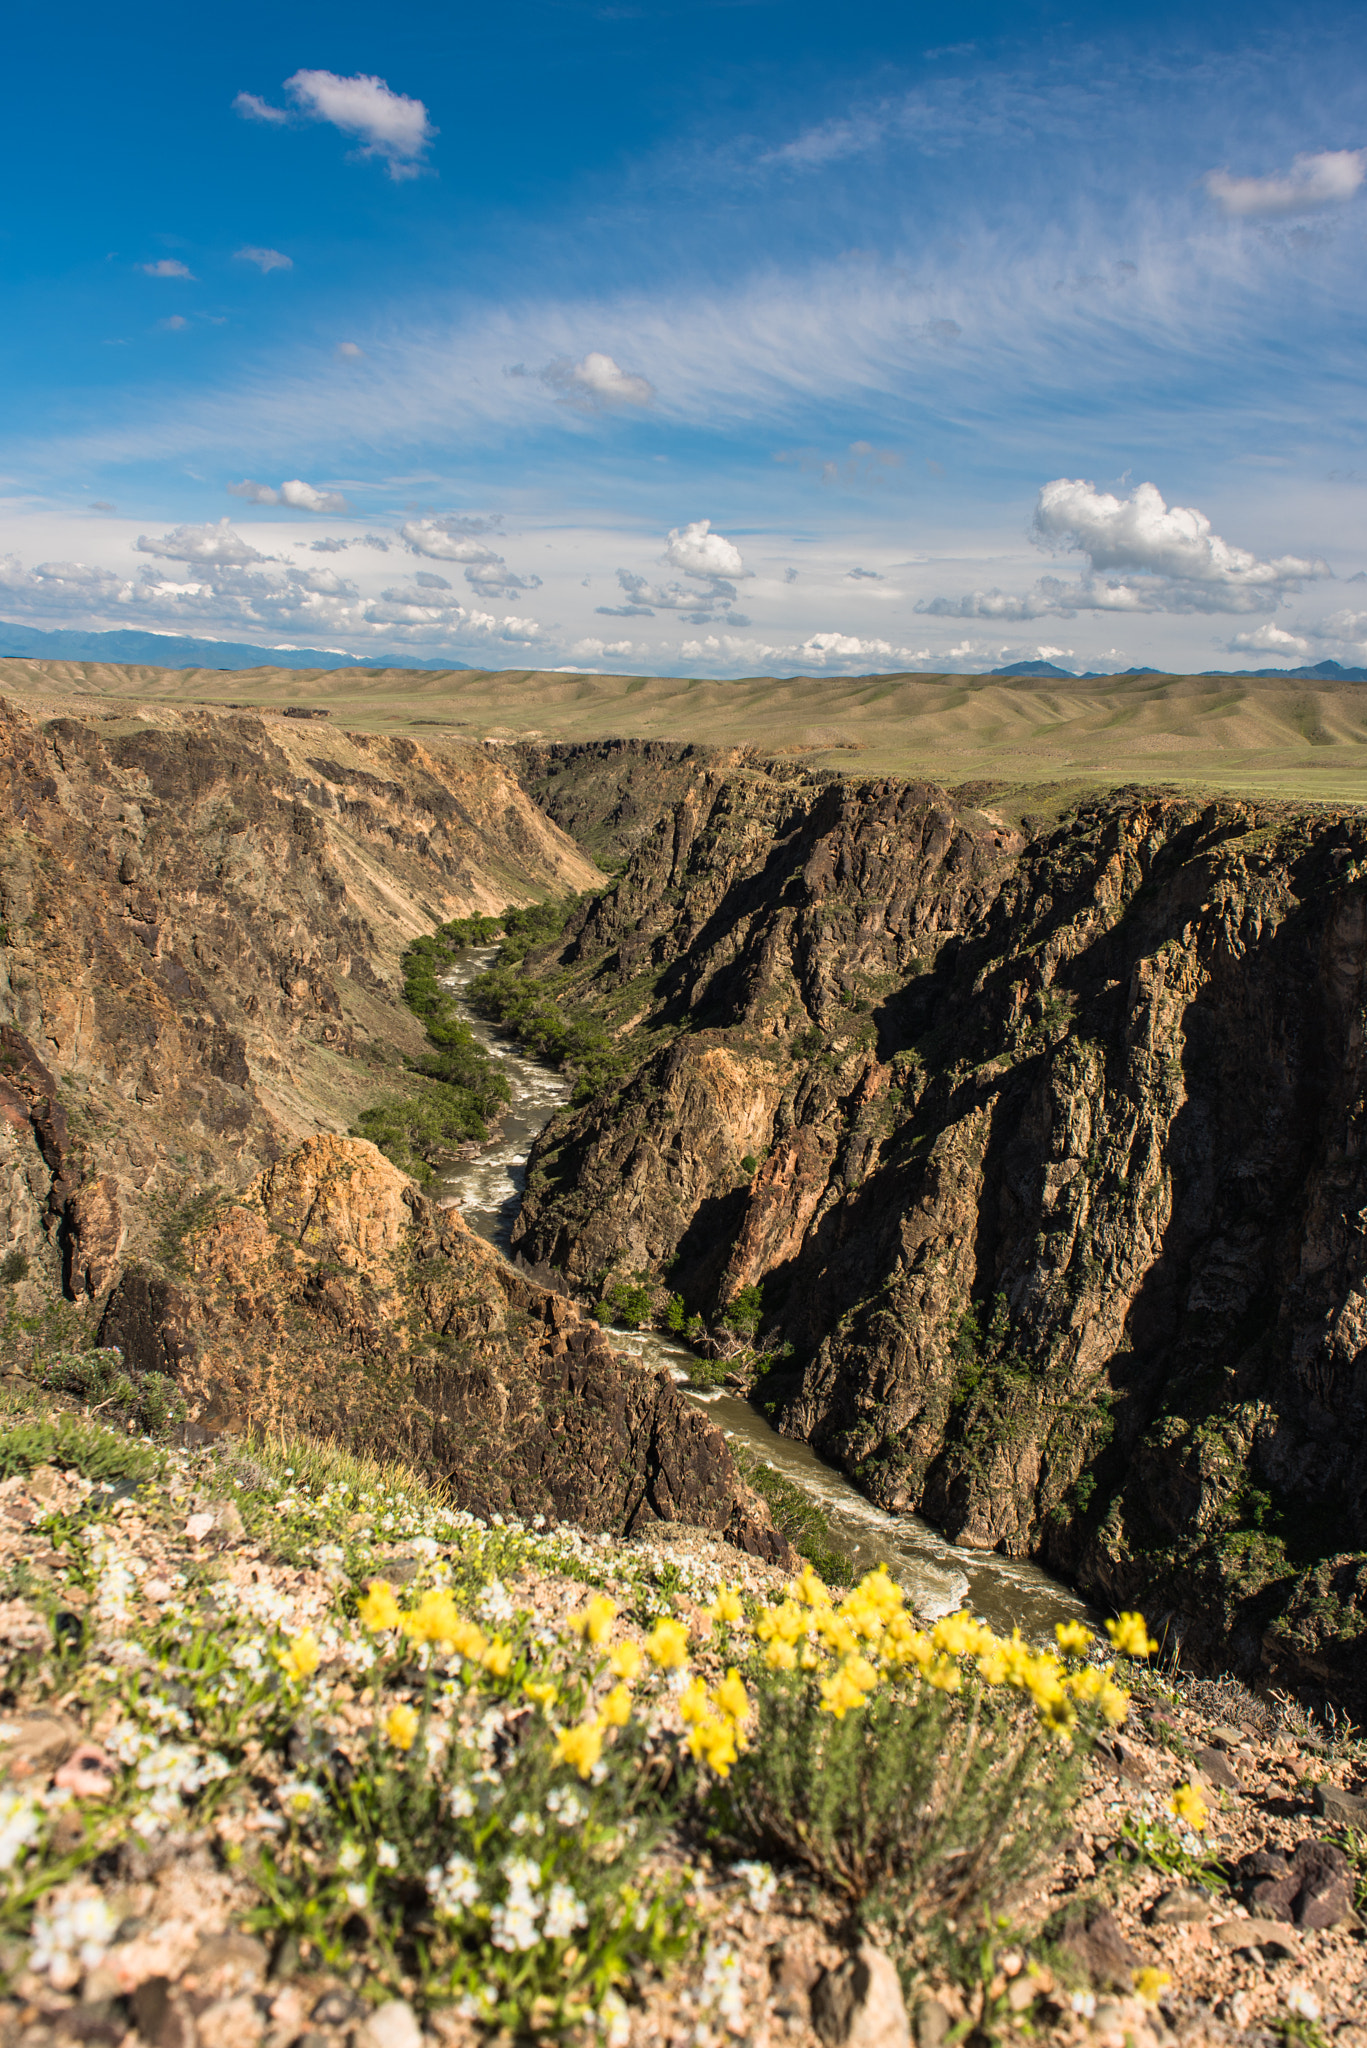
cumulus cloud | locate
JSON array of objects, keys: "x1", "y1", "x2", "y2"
[
  {"x1": 570, "y1": 637, "x2": 637, "y2": 660},
  {"x1": 919, "y1": 478, "x2": 1329, "y2": 622},
  {"x1": 309, "y1": 537, "x2": 350, "y2": 553},
  {"x1": 663, "y1": 519, "x2": 745, "y2": 581},
  {"x1": 1227, "y1": 622, "x2": 1312, "y2": 657},
  {"x1": 540, "y1": 352, "x2": 654, "y2": 408},
  {"x1": 135, "y1": 520, "x2": 268, "y2": 567},
  {"x1": 141, "y1": 259, "x2": 195, "y2": 279},
  {"x1": 847, "y1": 566, "x2": 883, "y2": 580},
  {"x1": 399, "y1": 516, "x2": 538, "y2": 599},
  {"x1": 336, "y1": 341, "x2": 363, "y2": 359},
  {"x1": 227, "y1": 478, "x2": 351, "y2": 513},
  {"x1": 1206, "y1": 149, "x2": 1365, "y2": 219},
  {"x1": 235, "y1": 246, "x2": 293, "y2": 273},
  {"x1": 284, "y1": 70, "x2": 435, "y2": 178}
]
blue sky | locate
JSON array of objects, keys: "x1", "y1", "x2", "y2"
[{"x1": 3, "y1": 0, "x2": 1365, "y2": 676}]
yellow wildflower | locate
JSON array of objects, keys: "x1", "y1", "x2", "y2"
[
  {"x1": 819, "y1": 1663, "x2": 870, "y2": 1719},
  {"x1": 448, "y1": 1618, "x2": 491, "y2": 1663},
  {"x1": 279, "y1": 1629, "x2": 321, "y2": 1682},
  {"x1": 764, "y1": 1637, "x2": 798, "y2": 1672},
  {"x1": 931, "y1": 1610, "x2": 988, "y2": 1658},
  {"x1": 356, "y1": 1580, "x2": 402, "y2": 1631},
  {"x1": 1097, "y1": 1677, "x2": 1130, "y2": 1728},
  {"x1": 843, "y1": 1653, "x2": 880, "y2": 1693},
  {"x1": 481, "y1": 1636, "x2": 512, "y2": 1678},
  {"x1": 712, "y1": 1668, "x2": 751, "y2": 1724},
  {"x1": 688, "y1": 1714, "x2": 739, "y2": 1777},
  {"x1": 1055, "y1": 1619, "x2": 1095, "y2": 1657},
  {"x1": 401, "y1": 1589, "x2": 465, "y2": 1649},
  {"x1": 383, "y1": 1703, "x2": 420, "y2": 1751},
  {"x1": 601, "y1": 1683, "x2": 633, "y2": 1728},
  {"x1": 1106, "y1": 1611, "x2": 1158, "y2": 1660},
  {"x1": 791, "y1": 1564, "x2": 831, "y2": 1608},
  {"x1": 925, "y1": 1654, "x2": 963, "y2": 1693},
  {"x1": 706, "y1": 1584, "x2": 745, "y2": 1625},
  {"x1": 1169, "y1": 1782, "x2": 1208, "y2": 1832},
  {"x1": 609, "y1": 1639, "x2": 644, "y2": 1682},
  {"x1": 1133, "y1": 1969, "x2": 1171, "y2": 2004},
  {"x1": 555, "y1": 1717, "x2": 606, "y2": 1780},
  {"x1": 569, "y1": 1593, "x2": 618, "y2": 1647},
  {"x1": 678, "y1": 1676, "x2": 711, "y2": 1726},
  {"x1": 523, "y1": 1679, "x2": 559, "y2": 1710},
  {"x1": 757, "y1": 1600, "x2": 807, "y2": 1647},
  {"x1": 645, "y1": 1617, "x2": 690, "y2": 1670}
]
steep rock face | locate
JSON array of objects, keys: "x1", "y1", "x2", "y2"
[
  {"x1": 508, "y1": 750, "x2": 1367, "y2": 1706},
  {"x1": 100, "y1": 1134, "x2": 791, "y2": 1559},
  {"x1": 0, "y1": 698, "x2": 597, "y2": 1299}
]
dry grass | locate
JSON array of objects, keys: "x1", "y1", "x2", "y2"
[{"x1": 6, "y1": 657, "x2": 1367, "y2": 810}]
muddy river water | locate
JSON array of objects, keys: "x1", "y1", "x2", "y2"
[{"x1": 438, "y1": 956, "x2": 1091, "y2": 1640}]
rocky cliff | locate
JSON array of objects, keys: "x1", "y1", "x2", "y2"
[
  {"x1": 507, "y1": 747, "x2": 1367, "y2": 1707},
  {"x1": 0, "y1": 700, "x2": 792, "y2": 1558},
  {"x1": 99, "y1": 1131, "x2": 788, "y2": 1557},
  {"x1": 0, "y1": 697, "x2": 597, "y2": 1302}
]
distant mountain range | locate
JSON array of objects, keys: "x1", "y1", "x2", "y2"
[
  {"x1": 0, "y1": 620, "x2": 470, "y2": 672},
  {"x1": 988, "y1": 658, "x2": 1367, "y2": 682}
]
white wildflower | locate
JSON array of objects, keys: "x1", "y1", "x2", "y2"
[
  {"x1": 697, "y1": 1943, "x2": 744, "y2": 2030},
  {"x1": 448, "y1": 1785, "x2": 476, "y2": 1820},
  {"x1": 546, "y1": 1786, "x2": 587, "y2": 1828},
  {"x1": 344, "y1": 1883, "x2": 369, "y2": 1910},
  {"x1": 30, "y1": 1890, "x2": 117, "y2": 1989},
  {"x1": 732, "y1": 1860, "x2": 777, "y2": 1912},
  {"x1": 478, "y1": 1579, "x2": 515, "y2": 1624},
  {"x1": 1287, "y1": 1989, "x2": 1322, "y2": 2022},
  {"x1": 0, "y1": 1790, "x2": 43, "y2": 1872},
  {"x1": 427, "y1": 1855, "x2": 480, "y2": 1917},
  {"x1": 543, "y1": 1882, "x2": 588, "y2": 1940},
  {"x1": 276, "y1": 1780, "x2": 323, "y2": 1820},
  {"x1": 490, "y1": 1899, "x2": 540, "y2": 1951},
  {"x1": 375, "y1": 1842, "x2": 399, "y2": 1870},
  {"x1": 337, "y1": 1842, "x2": 364, "y2": 1872}
]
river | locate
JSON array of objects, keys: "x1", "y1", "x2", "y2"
[{"x1": 437, "y1": 954, "x2": 1091, "y2": 1639}]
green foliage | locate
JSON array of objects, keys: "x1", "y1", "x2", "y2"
[
  {"x1": 246, "y1": 1685, "x2": 691, "y2": 2032},
  {"x1": 1324, "y1": 1826, "x2": 1367, "y2": 1915},
  {"x1": 740, "y1": 1154, "x2": 758, "y2": 1176},
  {"x1": 154, "y1": 1189, "x2": 222, "y2": 1274},
  {"x1": 38, "y1": 1350, "x2": 186, "y2": 1435},
  {"x1": 662, "y1": 1294, "x2": 686, "y2": 1334},
  {"x1": 720, "y1": 1284, "x2": 763, "y2": 1340},
  {"x1": 468, "y1": 965, "x2": 624, "y2": 1105},
  {"x1": 684, "y1": 1313, "x2": 707, "y2": 1345},
  {"x1": 715, "y1": 1662, "x2": 1086, "y2": 1950},
  {"x1": 0, "y1": 1409, "x2": 162, "y2": 1487},
  {"x1": 354, "y1": 926, "x2": 511, "y2": 1178},
  {"x1": 730, "y1": 1447, "x2": 852, "y2": 1586},
  {"x1": 601, "y1": 1280, "x2": 653, "y2": 1330},
  {"x1": 1, "y1": 1249, "x2": 29, "y2": 1285},
  {"x1": 1113, "y1": 1811, "x2": 1227, "y2": 1890},
  {"x1": 592, "y1": 1300, "x2": 614, "y2": 1328},
  {"x1": 353, "y1": 1087, "x2": 491, "y2": 1186}
]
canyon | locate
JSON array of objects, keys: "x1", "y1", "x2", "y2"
[{"x1": 1, "y1": 688, "x2": 1364, "y2": 1710}]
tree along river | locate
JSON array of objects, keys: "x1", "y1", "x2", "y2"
[{"x1": 439, "y1": 957, "x2": 1091, "y2": 1640}]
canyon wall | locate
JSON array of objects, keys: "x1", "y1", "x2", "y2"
[{"x1": 509, "y1": 748, "x2": 1367, "y2": 1705}]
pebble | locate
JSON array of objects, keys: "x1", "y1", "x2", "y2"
[
  {"x1": 812, "y1": 1944, "x2": 910, "y2": 2048},
  {"x1": 356, "y1": 2002, "x2": 424, "y2": 2048},
  {"x1": 1214, "y1": 1917, "x2": 1300, "y2": 1956},
  {"x1": 1150, "y1": 1885, "x2": 1217, "y2": 1926}
]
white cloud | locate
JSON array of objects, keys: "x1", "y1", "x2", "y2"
[
  {"x1": 399, "y1": 518, "x2": 500, "y2": 564},
  {"x1": 1032, "y1": 477, "x2": 1327, "y2": 609},
  {"x1": 1205, "y1": 149, "x2": 1365, "y2": 219},
  {"x1": 922, "y1": 478, "x2": 1329, "y2": 622},
  {"x1": 284, "y1": 69, "x2": 435, "y2": 179},
  {"x1": 235, "y1": 246, "x2": 293, "y2": 273},
  {"x1": 1228, "y1": 622, "x2": 1312, "y2": 657},
  {"x1": 134, "y1": 520, "x2": 267, "y2": 567},
  {"x1": 663, "y1": 518, "x2": 745, "y2": 581},
  {"x1": 160, "y1": 315, "x2": 189, "y2": 332},
  {"x1": 233, "y1": 91, "x2": 289, "y2": 124},
  {"x1": 141, "y1": 260, "x2": 195, "y2": 279},
  {"x1": 541, "y1": 352, "x2": 654, "y2": 408},
  {"x1": 336, "y1": 341, "x2": 363, "y2": 359},
  {"x1": 570, "y1": 637, "x2": 637, "y2": 660},
  {"x1": 227, "y1": 478, "x2": 350, "y2": 513}
]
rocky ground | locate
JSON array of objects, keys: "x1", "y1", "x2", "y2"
[{"x1": 0, "y1": 1406, "x2": 1362, "y2": 2048}]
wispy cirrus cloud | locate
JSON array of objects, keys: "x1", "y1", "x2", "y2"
[
  {"x1": 228, "y1": 477, "x2": 351, "y2": 513},
  {"x1": 235, "y1": 246, "x2": 293, "y2": 273},
  {"x1": 1205, "y1": 148, "x2": 1365, "y2": 218}
]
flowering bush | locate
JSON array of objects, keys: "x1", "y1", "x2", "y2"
[{"x1": 711, "y1": 1566, "x2": 1138, "y2": 1943}]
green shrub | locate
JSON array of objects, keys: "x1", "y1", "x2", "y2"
[
  {"x1": 0, "y1": 1410, "x2": 162, "y2": 1487},
  {"x1": 730, "y1": 1447, "x2": 853, "y2": 1585},
  {"x1": 716, "y1": 1592, "x2": 1115, "y2": 1952},
  {"x1": 39, "y1": 1352, "x2": 186, "y2": 1436},
  {"x1": 721, "y1": 1284, "x2": 763, "y2": 1341},
  {"x1": 603, "y1": 1280, "x2": 653, "y2": 1330},
  {"x1": 1, "y1": 1248, "x2": 29, "y2": 1285}
]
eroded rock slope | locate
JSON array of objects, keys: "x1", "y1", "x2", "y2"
[{"x1": 508, "y1": 747, "x2": 1367, "y2": 1704}]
